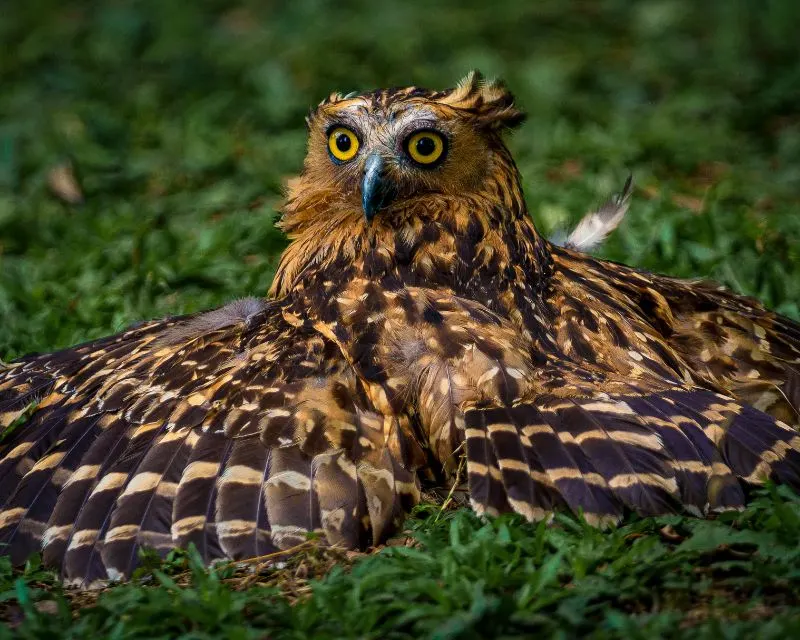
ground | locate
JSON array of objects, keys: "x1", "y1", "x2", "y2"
[{"x1": 1, "y1": 0, "x2": 799, "y2": 637}]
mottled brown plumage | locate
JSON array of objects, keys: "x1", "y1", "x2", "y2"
[{"x1": 2, "y1": 72, "x2": 799, "y2": 586}]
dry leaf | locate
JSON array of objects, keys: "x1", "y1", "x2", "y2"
[
  {"x1": 546, "y1": 159, "x2": 584, "y2": 183},
  {"x1": 671, "y1": 192, "x2": 704, "y2": 213},
  {"x1": 48, "y1": 161, "x2": 84, "y2": 204}
]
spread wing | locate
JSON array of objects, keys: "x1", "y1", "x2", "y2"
[
  {"x1": 550, "y1": 248, "x2": 800, "y2": 426},
  {"x1": 456, "y1": 248, "x2": 800, "y2": 525},
  {"x1": 0, "y1": 298, "x2": 421, "y2": 586},
  {"x1": 325, "y1": 280, "x2": 800, "y2": 528},
  {"x1": 460, "y1": 366, "x2": 800, "y2": 525},
  {"x1": 3, "y1": 271, "x2": 798, "y2": 584}
]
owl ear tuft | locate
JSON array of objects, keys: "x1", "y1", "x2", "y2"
[{"x1": 441, "y1": 70, "x2": 526, "y2": 131}]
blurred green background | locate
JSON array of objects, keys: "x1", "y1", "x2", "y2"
[{"x1": 1, "y1": 0, "x2": 799, "y2": 360}]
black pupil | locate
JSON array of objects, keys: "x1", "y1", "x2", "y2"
[
  {"x1": 335, "y1": 133, "x2": 352, "y2": 152},
  {"x1": 416, "y1": 136, "x2": 436, "y2": 156}
]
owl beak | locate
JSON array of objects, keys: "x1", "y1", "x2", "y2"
[{"x1": 361, "y1": 152, "x2": 395, "y2": 222}]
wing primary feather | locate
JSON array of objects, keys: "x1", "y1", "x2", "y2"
[
  {"x1": 0, "y1": 405, "x2": 72, "y2": 504},
  {"x1": 479, "y1": 406, "x2": 544, "y2": 520},
  {"x1": 43, "y1": 414, "x2": 135, "y2": 573},
  {"x1": 172, "y1": 430, "x2": 232, "y2": 564},
  {"x1": 62, "y1": 420, "x2": 170, "y2": 586},
  {"x1": 662, "y1": 390, "x2": 800, "y2": 495},
  {"x1": 616, "y1": 389, "x2": 741, "y2": 513},
  {"x1": 560, "y1": 397, "x2": 683, "y2": 515},
  {"x1": 100, "y1": 426, "x2": 197, "y2": 579},
  {"x1": 312, "y1": 449, "x2": 370, "y2": 549},
  {"x1": 263, "y1": 445, "x2": 320, "y2": 550},
  {"x1": 215, "y1": 434, "x2": 276, "y2": 560},
  {"x1": 0, "y1": 411, "x2": 107, "y2": 565},
  {"x1": 509, "y1": 402, "x2": 622, "y2": 524}
]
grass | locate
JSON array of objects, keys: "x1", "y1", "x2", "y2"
[
  {"x1": 3, "y1": 490, "x2": 800, "y2": 638},
  {"x1": 1, "y1": 0, "x2": 799, "y2": 636}
]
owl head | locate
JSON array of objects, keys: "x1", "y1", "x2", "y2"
[{"x1": 282, "y1": 71, "x2": 526, "y2": 228}]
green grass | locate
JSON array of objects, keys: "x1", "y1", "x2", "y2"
[
  {"x1": 1, "y1": 0, "x2": 799, "y2": 636},
  {"x1": 3, "y1": 490, "x2": 800, "y2": 638}
]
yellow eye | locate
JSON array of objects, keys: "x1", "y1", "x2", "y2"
[
  {"x1": 406, "y1": 130, "x2": 446, "y2": 166},
  {"x1": 328, "y1": 127, "x2": 360, "y2": 162}
]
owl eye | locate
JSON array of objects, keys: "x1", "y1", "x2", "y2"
[
  {"x1": 405, "y1": 130, "x2": 447, "y2": 167},
  {"x1": 328, "y1": 127, "x2": 360, "y2": 162}
]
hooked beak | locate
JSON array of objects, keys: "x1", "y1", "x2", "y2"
[{"x1": 361, "y1": 153, "x2": 396, "y2": 222}]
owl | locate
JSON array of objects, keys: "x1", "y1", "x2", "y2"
[{"x1": 1, "y1": 72, "x2": 799, "y2": 587}]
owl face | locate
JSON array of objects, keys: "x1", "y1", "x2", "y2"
[{"x1": 297, "y1": 72, "x2": 526, "y2": 224}]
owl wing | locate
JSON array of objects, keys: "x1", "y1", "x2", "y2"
[
  {"x1": 0, "y1": 298, "x2": 422, "y2": 586},
  {"x1": 552, "y1": 250, "x2": 800, "y2": 425},
  {"x1": 339, "y1": 283, "x2": 800, "y2": 527},
  {"x1": 459, "y1": 365, "x2": 800, "y2": 525},
  {"x1": 651, "y1": 277, "x2": 800, "y2": 425}
]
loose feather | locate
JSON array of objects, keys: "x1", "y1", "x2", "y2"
[{"x1": 559, "y1": 175, "x2": 633, "y2": 252}]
